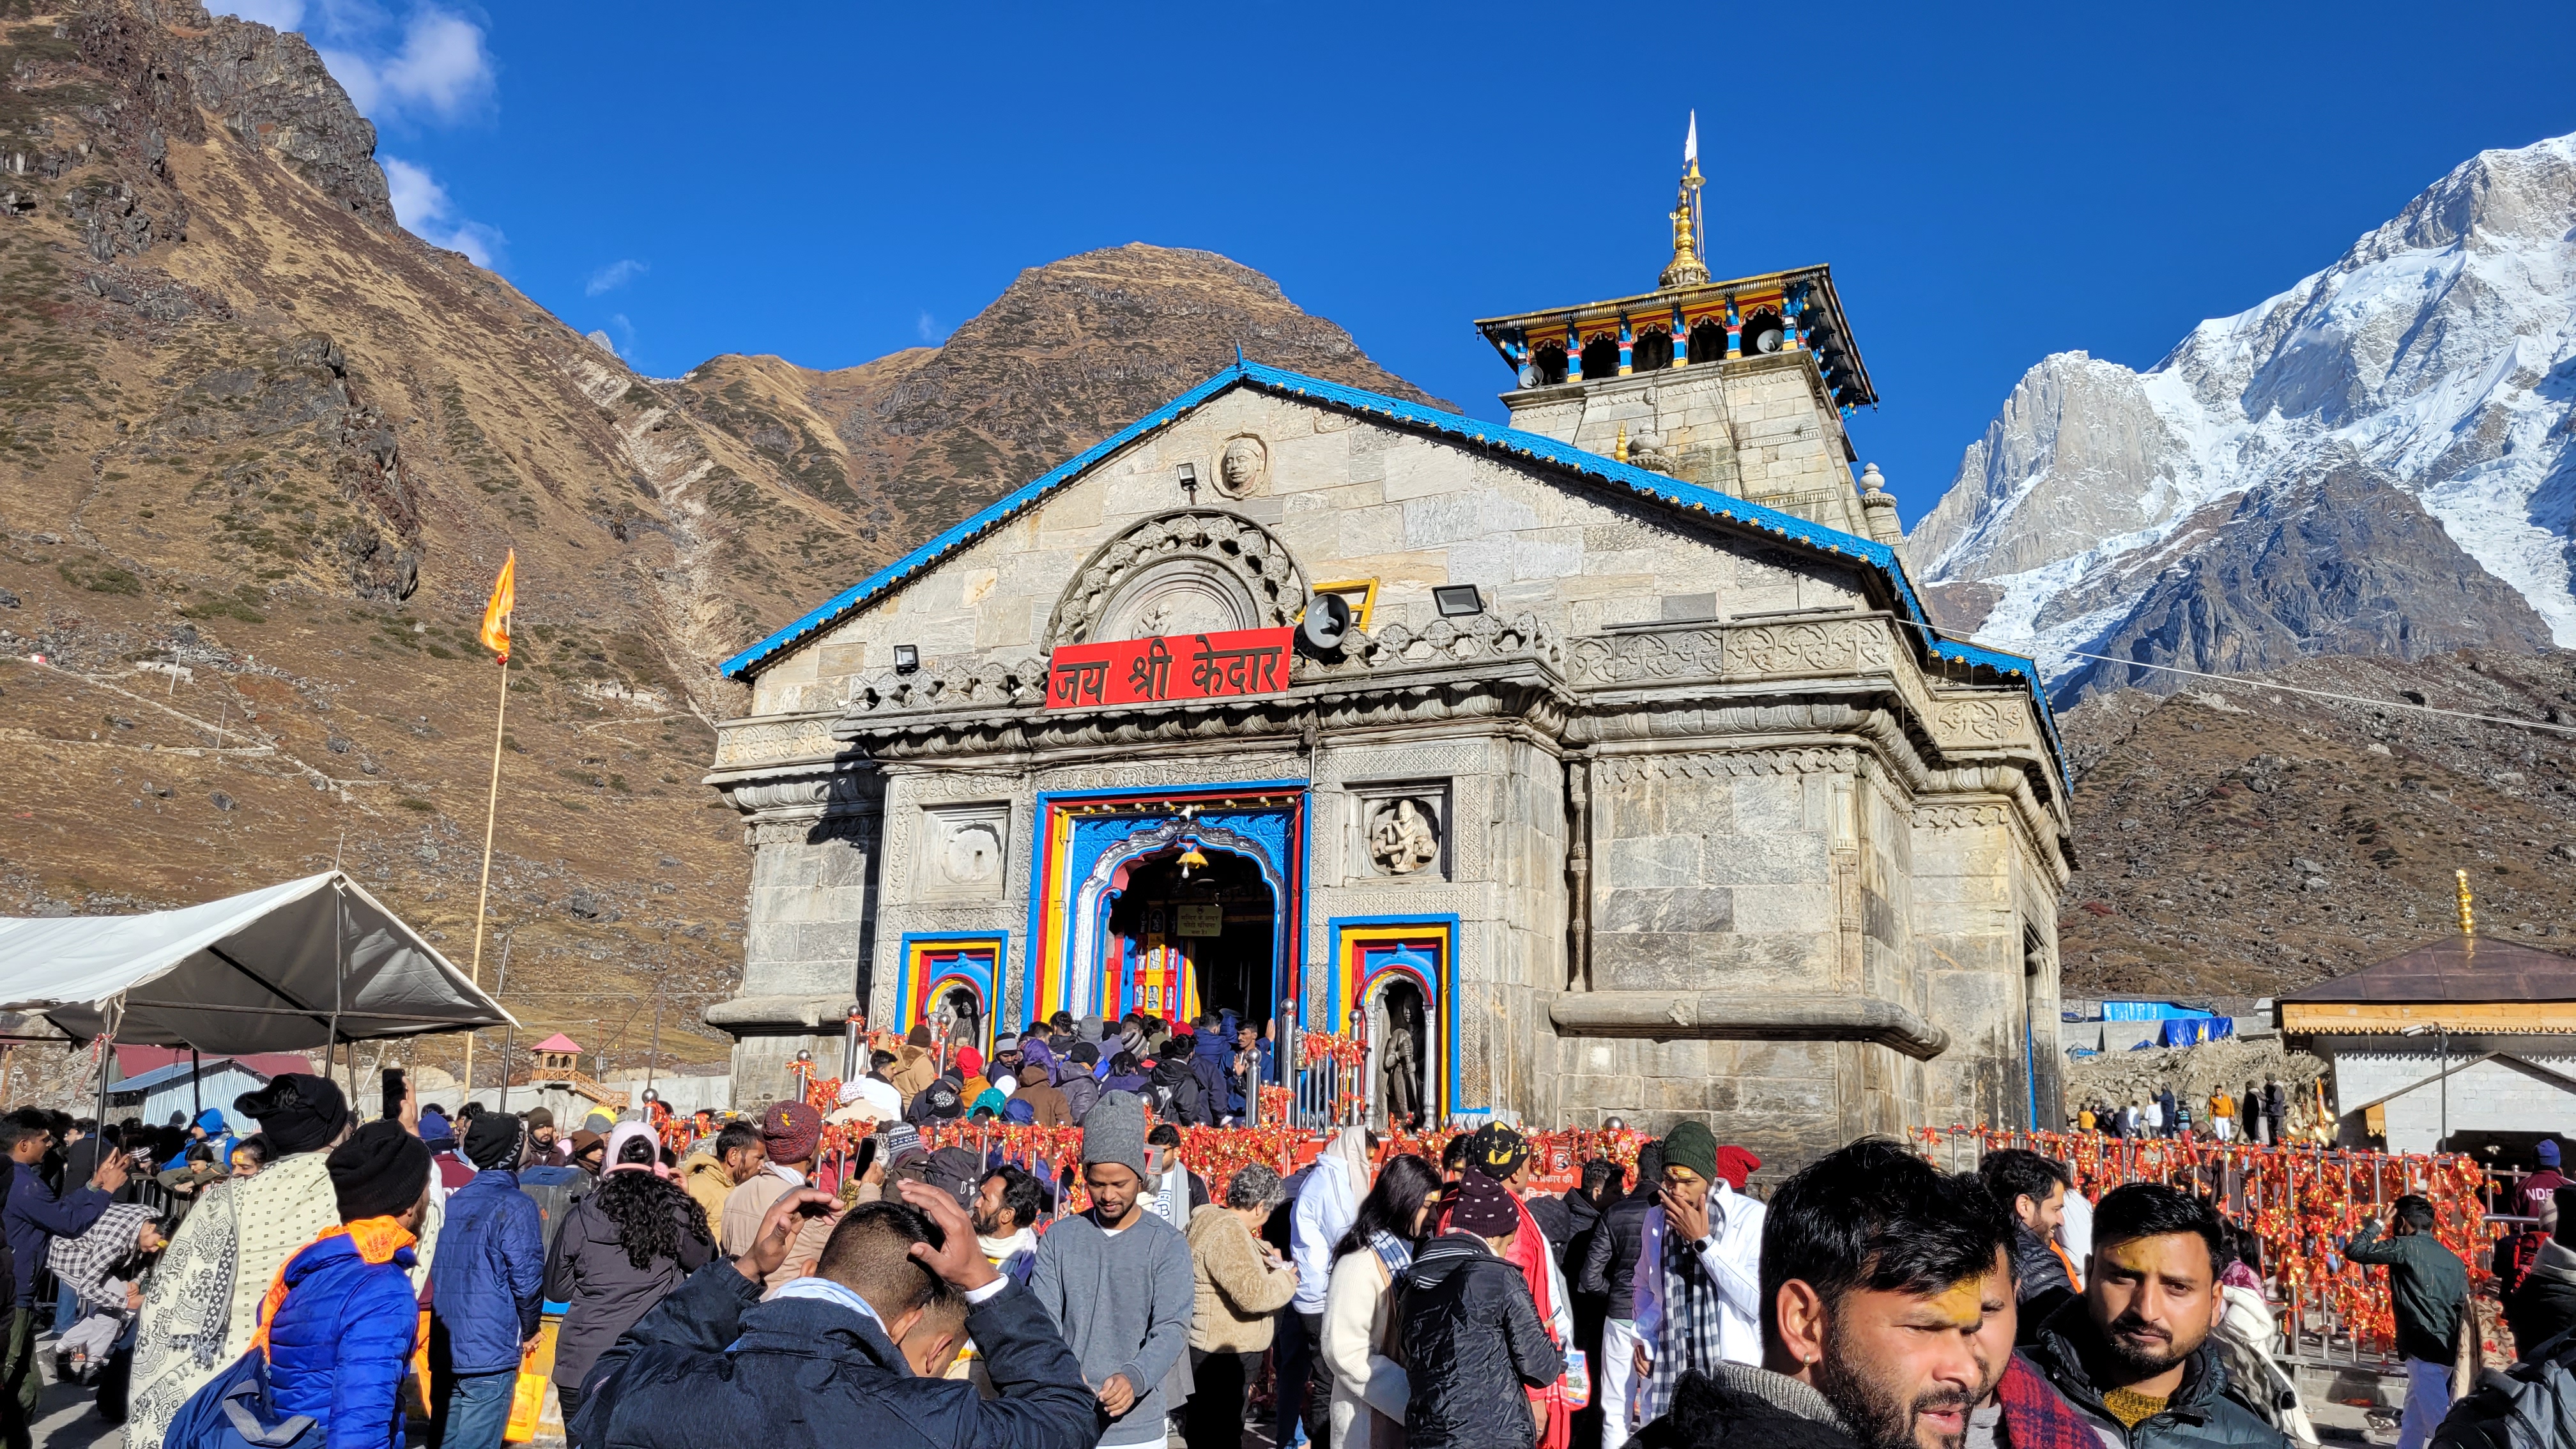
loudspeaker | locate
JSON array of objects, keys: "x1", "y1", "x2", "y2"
[{"x1": 1300, "y1": 591, "x2": 1353, "y2": 653}]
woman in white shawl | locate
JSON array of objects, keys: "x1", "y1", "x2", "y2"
[{"x1": 1322, "y1": 1153, "x2": 1440, "y2": 1449}]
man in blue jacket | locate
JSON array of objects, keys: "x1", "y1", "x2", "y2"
[
  {"x1": 574, "y1": 1178, "x2": 1103, "y2": 1449},
  {"x1": 429, "y1": 1114, "x2": 545, "y2": 1449},
  {"x1": 0, "y1": 1108, "x2": 125, "y2": 1442}
]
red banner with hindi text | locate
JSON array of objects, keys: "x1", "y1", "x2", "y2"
[{"x1": 1045, "y1": 627, "x2": 1293, "y2": 710}]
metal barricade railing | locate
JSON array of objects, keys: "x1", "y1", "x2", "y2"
[{"x1": 1913, "y1": 1125, "x2": 2500, "y2": 1371}]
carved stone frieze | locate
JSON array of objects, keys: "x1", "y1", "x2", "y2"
[
  {"x1": 1567, "y1": 627, "x2": 1725, "y2": 687},
  {"x1": 1045, "y1": 509, "x2": 1308, "y2": 647},
  {"x1": 1933, "y1": 694, "x2": 2028, "y2": 750},
  {"x1": 1597, "y1": 746, "x2": 1862, "y2": 785},
  {"x1": 714, "y1": 713, "x2": 843, "y2": 769},
  {"x1": 746, "y1": 813, "x2": 879, "y2": 848},
  {"x1": 1306, "y1": 613, "x2": 1562, "y2": 677},
  {"x1": 1915, "y1": 803, "x2": 2012, "y2": 831},
  {"x1": 1728, "y1": 617, "x2": 1895, "y2": 677}
]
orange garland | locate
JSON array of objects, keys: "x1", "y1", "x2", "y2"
[{"x1": 1912, "y1": 1126, "x2": 2496, "y2": 1358}]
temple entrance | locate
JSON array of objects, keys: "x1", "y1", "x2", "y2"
[
  {"x1": 934, "y1": 983, "x2": 983, "y2": 1048},
  {"x1": 1103, "y1": 845, "x2": 1280, "y2": 1035},
  {"x1": 1371, "y1": 977, "x2": 1430, "y2": 1130}
]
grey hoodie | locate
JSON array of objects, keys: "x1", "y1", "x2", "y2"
[{"x1": 1027, "y1": 1208, "x2": 1196, "y2": 1448}]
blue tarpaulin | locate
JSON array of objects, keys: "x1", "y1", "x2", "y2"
[
  {"x1": 2159, "y1": 1016, "x2": 2235, "y2": 1046},
  {"x1": 2101, "y1": 1000, "x2": 2218, "y2": 1022}
]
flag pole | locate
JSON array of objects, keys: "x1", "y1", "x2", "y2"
[{"x1": 463, "y1": 641, "x2": 509, "y2": 1094}]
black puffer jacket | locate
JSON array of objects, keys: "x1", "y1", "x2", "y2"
[
  {"x1": 1579, "y1": 1192, "x2": 1653, "y2": 1315},
  {"x1": 1635, "y1": 1363, "x2": 1861, "y2": 1449},
  {"x1": 1526, "y1": 1189, "x2": 1600, "y2": 1275},
  {"x1": 1402, "y1": 1230, "x2": 1565, "y2": 1449},
  {"x1": 2507, "y1": 1237, "x2": 2576, "y2": 1356},
  {"x1": 2011, "y1": 1222, "x2": 2076, "y2": 1342},
  {"x1": 2024, "y1": 1301, "x2": 2292, "y2": 1449}
]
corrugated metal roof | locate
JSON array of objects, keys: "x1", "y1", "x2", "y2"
[
  {"x1": 108, "y1": 1055, "x2": 277, "y2": 1094},
  {"x1": 2282, "y1": 933, "x2": 2576, "y2": 1006}
]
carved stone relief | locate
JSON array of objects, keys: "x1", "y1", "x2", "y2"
[
  {"x1": 1045, "y1": 510, "x2": 1309, "y2": 647},
  {"x1": 908, "y1": 800, "x2": 1014, "y2": 901},
  {"x1": 1369, "y1": 799, "x2": 1441, "y2": 875},
  {"x1": 1216, "y1": 434, "x2": 1269, "y2": 498},
  {"x1": 1346, "y1": 781, "x2": 1450, "y2": 882}
]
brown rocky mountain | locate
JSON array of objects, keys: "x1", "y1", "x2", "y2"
[
  {"x1": 0, "y1": 1, "x2": 1436, "y2": 1085},
  {"x1": 2056, "y1": 647, "x2": 2576, "y2": 1000}
]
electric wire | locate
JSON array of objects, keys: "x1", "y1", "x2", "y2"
[{"x1": 1894, "y1": 617, "x2": 2576, "y2": 739}]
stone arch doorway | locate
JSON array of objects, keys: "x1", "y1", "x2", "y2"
[{"x1": 1103, "y1": 843, "x2": 1281, "y2": 1031}]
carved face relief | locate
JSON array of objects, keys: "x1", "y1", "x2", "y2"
[
  {"x1": 1367, "y1": 797, "x2": 1441, "y2": 875},
  {"x1": 1217, "y1": 436, "x2": 1268, "y2": 498}
]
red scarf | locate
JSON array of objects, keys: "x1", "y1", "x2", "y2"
[{"x1": 1506, "y1": 1193, "x2": 1570, "y2": 1449}]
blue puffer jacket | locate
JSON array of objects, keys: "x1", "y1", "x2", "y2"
[
  {"x1": 429, "y1": 1170, "x2": 545, "y2": 1375},
  {"x1": 264, "y1": 1231, "x2": 422, "y2": 1449}
]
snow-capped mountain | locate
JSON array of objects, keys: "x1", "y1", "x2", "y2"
[{"x1": 1910, "y1": 132, "x2": 2576, "y2": 702}]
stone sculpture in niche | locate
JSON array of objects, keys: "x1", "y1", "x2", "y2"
[
  {"x1": 941, "y1": 820, "x2": 1001, "y2": 883},
  {"x1": 1368, "y1": 797, "x2": 1440, "y2": 875},
  {"x1": 1217, "y1": 435, "x2": 1268, "y2": 497}
]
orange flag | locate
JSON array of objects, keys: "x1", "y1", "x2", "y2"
[{"x1": 479, "y1": 550, "x2": 515, "y2": 663}]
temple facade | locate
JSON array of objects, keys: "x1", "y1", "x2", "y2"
[{"x1": 702, "y1": 161, "x2": 2074, "y2": 1166}]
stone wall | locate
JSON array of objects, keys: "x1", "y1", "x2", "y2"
[
  {"x1": 744, "y1": 389, "x2": 1868, "y2": 718},
  {"x1": 1500, "y1": 353, "x2": 1867, "y2": 536},
  {"x1": 2326, "y1": 1043, "x2": 2576, "y2": 1152}
]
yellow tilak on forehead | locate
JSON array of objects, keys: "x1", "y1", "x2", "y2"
[{"x1": 1922, "y1": 1278, "x2": 1988, "y2": 1326}]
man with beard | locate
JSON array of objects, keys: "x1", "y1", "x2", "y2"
[
  {"x1": 1975, "y1": 1150, "x2": 2079, "y2": 1338},
  {"x1": 1635, "y1": 1137, "x2": 2012, "y2": 1449},
  {"x1": 2023, "y1": 1184, "x2": 2287, "y2": 1449}
]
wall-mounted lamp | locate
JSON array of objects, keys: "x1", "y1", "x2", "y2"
[
  {"x1": 892, "y1": 644, "x2": 920, "y2": 673},
  {"x1": 1432, "y1": 585, "x2": 1485, "y2": 618},
  {"x1": 1176, "y1": 461, "x2": 1200, "y2": 502}
]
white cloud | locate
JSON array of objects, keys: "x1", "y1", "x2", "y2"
[
  {"x1": 586, "y1": 259, "x2": 647, "y2": 296},
  {"x1": 917, "y1": 310, "x2": 942, "y2": 343},
  {"x1": 318, "y1": 10, "x2": 493, "y2": 126},
  {"x1": 211, "y1": 1, "x2": 495, "y2": 128},
  {"x1": 382, "y1": 155, "x2": 503, "y2": 267}
]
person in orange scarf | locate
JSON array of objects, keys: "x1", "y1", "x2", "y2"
[
  {"x1": 254, "y1": 1121, "x2": 434, "y2": 1449},
  {"x1": 1454, "y1": 1124, "x2": 1575, "y2": 1449}
]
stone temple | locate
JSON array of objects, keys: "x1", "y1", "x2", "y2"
[{"x1": 702, "y1": 151, "x2": 2074, "y2": 1165}]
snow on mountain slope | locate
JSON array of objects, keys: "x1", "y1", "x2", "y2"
[{"x1": 1911, "y1": 132, "x2": 2576, "y2": 700}]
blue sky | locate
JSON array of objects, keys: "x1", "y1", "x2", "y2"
[{"x1": 223, "y1": 1, "x2": 2576, "y2": 528}]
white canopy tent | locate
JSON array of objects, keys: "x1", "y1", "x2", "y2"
[{"x1": 0, "y1": 871, "x2": 515, "y2": 1055}]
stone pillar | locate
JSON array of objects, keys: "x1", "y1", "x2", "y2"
[{"x1": 703, "y1": 767, "x2": 882, "y2": 1110}]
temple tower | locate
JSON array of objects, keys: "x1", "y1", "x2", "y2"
[{"x1": 1473, "y1": 118, "x2": 1892, "y2": 547}]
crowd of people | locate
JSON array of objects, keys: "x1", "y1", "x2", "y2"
[
  {"x1": 0, "y1": 1029, "x2": 2555, "y2": 1449},
  {"x1": 2071, "y1": 1080, "x2": 2315, "y2": 1145}
]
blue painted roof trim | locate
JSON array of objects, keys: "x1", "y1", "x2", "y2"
[{"x1": 719, "y1": 360, "x2": 2069, "y2": 793}]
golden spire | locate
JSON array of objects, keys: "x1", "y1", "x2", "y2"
[
  {"x1": 1615, "y1": 424, "x2": 1629, "y2": 462},
  {"x1": 1659, "y1": 112, "x2": 1709, "y2": 290},
  {"x1": 2456, "y1": 868, "x2": 2476, "y2": 937}
]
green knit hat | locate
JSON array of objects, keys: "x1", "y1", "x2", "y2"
[{"x1": 1662, "y1": 1120, "x2": 1718, "y2": 1184}]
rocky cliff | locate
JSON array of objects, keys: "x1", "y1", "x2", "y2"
[
  {"x1": 0, "y1": 1, "x2": 1431, "y2": 1080},
  {"x1": 1912, "y1": 133, "x2": 2576, "y2": 702}
]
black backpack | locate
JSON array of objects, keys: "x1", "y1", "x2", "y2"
[{"x1": 2434, "y1": 1335, "x2": 2576, "y2": 1449}]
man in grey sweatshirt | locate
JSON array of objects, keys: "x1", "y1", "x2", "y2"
[{"x1": 1030, "y1": 1090, "x2": 1197, "y2": 1449}]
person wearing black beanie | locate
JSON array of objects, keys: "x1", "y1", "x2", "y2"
[
  {"x1": 233, "y1": 1073, "x2": 353, "y2": 1158},
  {"x1": 462, "y1": 1113, "x2": 524, "y2": 1173},
  {"x1": 1402, "y1": 1168, "x2": 1563, "y2": 1449},
  {"x1": 261, "y1": 1121, "x2": 434, "y2": 1449},
  {"x1": 326, "y1": 1120, "x2": 433, "y2": 1224}
]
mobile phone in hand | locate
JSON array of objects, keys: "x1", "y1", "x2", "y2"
[{"x1": 381, "y1": 1067, "x2": 407, "y2": 1123}]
